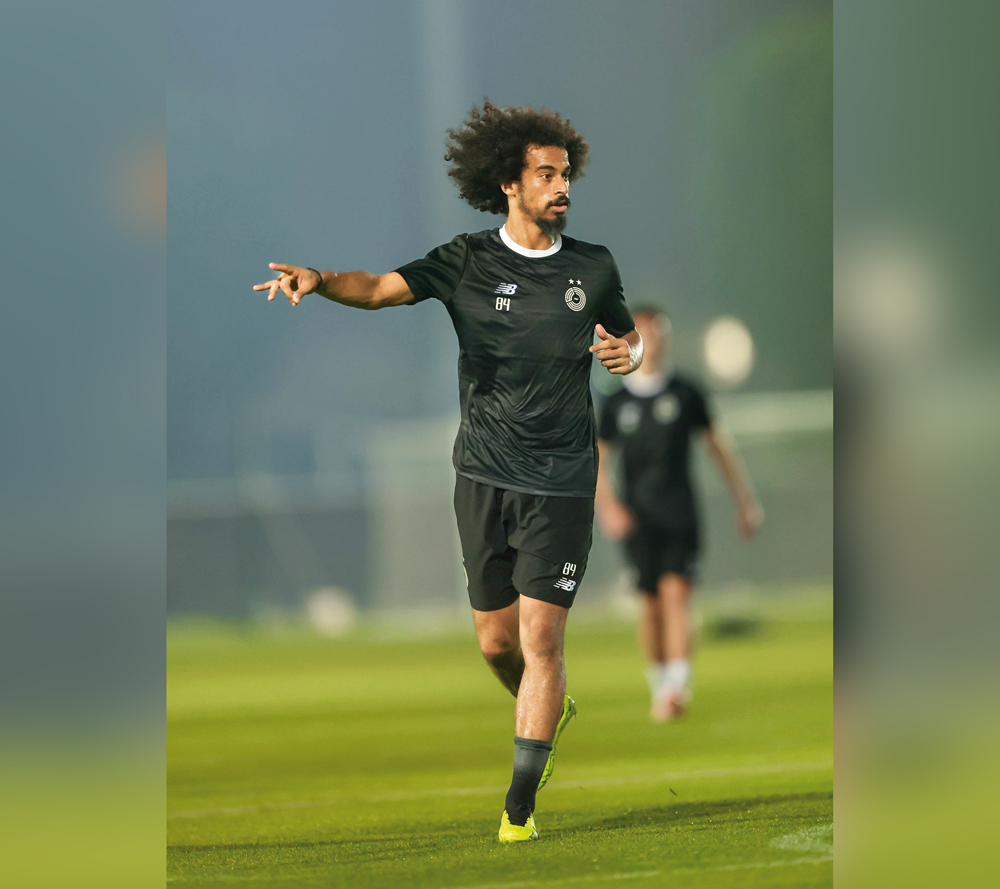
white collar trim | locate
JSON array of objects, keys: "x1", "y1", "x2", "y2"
[{"x1": 499, "y1": 224, "x2": 562, "y2": 258}]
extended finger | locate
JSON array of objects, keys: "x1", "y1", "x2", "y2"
[
  {"x1": 268, "y1": 280, "x2": 280, "y2": 301},
  {"x1": 594, "y1": 323, "x2": 610, "y2": 340},
  {"x1": 589, "y1": 336, "x2": 624, "y2": 354},
  {"x1": 253, "y1": 279, "x2": 278, "y2": 291},
  {"x1": 279, "y1": 278, "x2": 304, "y2": 305},
  {"x1": 595, "y1": 344, "x2": 627, "y2": 360},
  {"x1": 269, "y1": 262, "x2": 294, "y2": 273}
]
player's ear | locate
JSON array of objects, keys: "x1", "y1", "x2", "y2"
[{"x1": 500, "y1": 180, "x2": 518, "y2": 197}]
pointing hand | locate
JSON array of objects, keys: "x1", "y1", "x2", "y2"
[
  {"x1": 252, "y1": 263, "x2": 322, "y2": 306},
  {"x1": 589, "y1": 324, "x2": 634, "y2": 375}
]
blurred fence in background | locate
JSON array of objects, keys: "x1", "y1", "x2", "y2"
[{"x1": 167, "y1": 389, "x2": 830, "y2": 619}]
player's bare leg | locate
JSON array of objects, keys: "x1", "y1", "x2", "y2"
[
  {"x1": 660, "y1": 572, "x2": 693, "y2": 661},
  {"x1": 515, "y1": 597, "x2": 568, "y2": 740},
  {"x1": 637, "y1": 591, "x2": 668, "y2": 716},
  {"x1": 652, "y1": 572, "x2": 694, "y2": 721},
  {"x1": 473, "y1": 603, "x2": 524, "y2": 697},
  {"x1": 638, "y1": 590, "x2": 666, "y2": 664},
  {"x1": 500, "y1": 597, "x2": 570, "y2": 833}
]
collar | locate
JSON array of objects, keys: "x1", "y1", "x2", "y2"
[{"x1": 499, "y1": 224, "x2": 563, "y2": 258}]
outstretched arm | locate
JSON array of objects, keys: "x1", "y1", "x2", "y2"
[
  {"x1": 252, "y1": 263, "x2": 414, "y2": 310},
  {"x1": 702, "y1": 425, "x2": 763, "y2": 540},
  {"x1": 595, "y1": 439, "x2": 636, "y2": 540}
]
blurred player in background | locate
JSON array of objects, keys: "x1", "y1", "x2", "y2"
[
  {"x1": 596, "y1": 307, "x2": 762, "y2": 721},
  {"x1": 254, "y1": 101, "x2": 641, "y2": 842}
]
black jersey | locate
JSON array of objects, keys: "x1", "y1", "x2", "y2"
[
  {"x1": 598, "y1": 372, "x2": 713, "y2": 532},
  {"x1": 396, "y1": 227, "x2": 634, "y2": 497}
]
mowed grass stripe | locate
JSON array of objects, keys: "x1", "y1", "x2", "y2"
[{"x1": 169, "y1": 758, "x2": 832, "y2": 818}]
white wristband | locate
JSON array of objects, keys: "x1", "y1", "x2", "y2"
[{"x1": 627, "y1": 333, "x2": 644, "y2": 372}]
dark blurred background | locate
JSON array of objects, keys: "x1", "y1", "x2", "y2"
[{"x1": 168, "y1": 0, "x2": 831, "y2": 618}]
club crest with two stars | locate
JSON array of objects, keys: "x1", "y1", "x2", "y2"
[{"x1": 564, "y1": 278, "x2": 586, "y2": 312}]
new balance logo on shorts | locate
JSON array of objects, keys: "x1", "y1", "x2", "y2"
[
  {"x1": 494, "y1": 282, "x2": 518, "y2": 295},
  {"x1": 554, "y1": 562, "x2": 578, "y2": 592}
]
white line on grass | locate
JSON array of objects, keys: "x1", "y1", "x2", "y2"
[
  {"x1": 706, "y1": 854, "x2": 833, "y2": 872},
  {"x1": 168, "y1": 759, "x2": 832, "y2": 820},
  {"x1": 168, "y1": 799, "x2": 330, "y2": 819},
  {"x1": 168, "y1": 872, "x2": 665, "y2": 886},
  {"x1": 769, "y1": 823, "x2": 833, "y2": 853}
]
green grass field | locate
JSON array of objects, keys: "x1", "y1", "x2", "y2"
[{"x1": 168, "y1": 587, "x2": 832, "y2": 888}]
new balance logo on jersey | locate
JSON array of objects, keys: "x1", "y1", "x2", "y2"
[
  {"x1": 495, "y1": 283, "x2": 518, "y2": 295},
  {"x1": 553, "y1": 577, "x2": 577, "y2": 592}
]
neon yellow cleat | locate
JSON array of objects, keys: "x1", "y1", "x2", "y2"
[
  {"x1": 498, "y1": 810, "x2": 538, "y2": 842},
  {"x1": 537, "y1": 693, "x2": 576, "y2": 790}
]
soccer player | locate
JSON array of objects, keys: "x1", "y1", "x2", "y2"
[
  {"x1": 253, "y1": 101, "x2": 642, "y2": 842},
  {"x1": 595, "y1": 307, "x2": 762, "y2": 722}
]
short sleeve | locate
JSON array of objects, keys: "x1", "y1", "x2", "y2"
[
  {"x1": 395, "y1": 234, "x2": 470, "y2": 304},
  {"x1": 597, "y1": 254, "x2": 634, "y2": 338},
  {"x1": 597, "y1": 396, "x2": 619, "y2": 442},
  {"x1": 689, "y1": 381, "x2": 713, "y2": 430}
]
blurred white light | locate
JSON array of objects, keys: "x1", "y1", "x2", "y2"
[
  {"x1": 305, "y1": 587, "x2": 357, "y2": 636},
  {"x1": 703, "y1": 316, "x2": 755, "y2": 387},
  {"x1": 836, "y1": 233, "x2": 944, "y2": 363}
]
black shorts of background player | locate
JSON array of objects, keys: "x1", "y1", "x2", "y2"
[
  {"x1": 596, "y1": 307, "x2": 763, "y2": 722},
  {"x1": 253, "y1": 101, "x2": 643, "y2": 840}
]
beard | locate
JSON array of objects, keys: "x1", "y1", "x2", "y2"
[
  {"x1": 537, "y1": 211, "x2": 568, "y2": 239},
  {"x1": 519, "y1": 194, "x2": 569, "y2": 238}
]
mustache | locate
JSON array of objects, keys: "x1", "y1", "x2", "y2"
[{"x1": 548, "y1": 197, "x2": 571, "y2": 208}]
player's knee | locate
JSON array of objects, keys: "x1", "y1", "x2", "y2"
[
  {"x1": 478, "y1": 632, "x2": 518, "y2": 663},
  {"x1": 520, "y1": 624, "x2": 563, "y2": 662},
  {"x1": 658, "y1": 574, "x2": 690, "y2": 603},
  {"x1": 639, "y1": 592, "x2": 662, "y2": 618}
]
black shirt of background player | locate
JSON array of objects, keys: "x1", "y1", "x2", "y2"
[
  {"x1": 598, "y1": 373, "x2": 712, "y2": 533},
  {"x1": 396, "y1": 228, "x2": 634, "y2": 498}
]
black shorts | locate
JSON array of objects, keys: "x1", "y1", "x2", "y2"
[
  {"x1": 625, "y1": 525, "x2": 700, "y2": 593},
  {"x1": 454, "y1": 473, "x2": 594, "y2": 611}
]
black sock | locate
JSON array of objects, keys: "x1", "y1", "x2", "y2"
[{"x1": 504, "y1": 737, "x2": 552, "y2": 825}]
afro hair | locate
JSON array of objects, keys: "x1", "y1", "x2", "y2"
[{"x1": 444, "y1": 99, "x2": 589, "y2": 215}]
